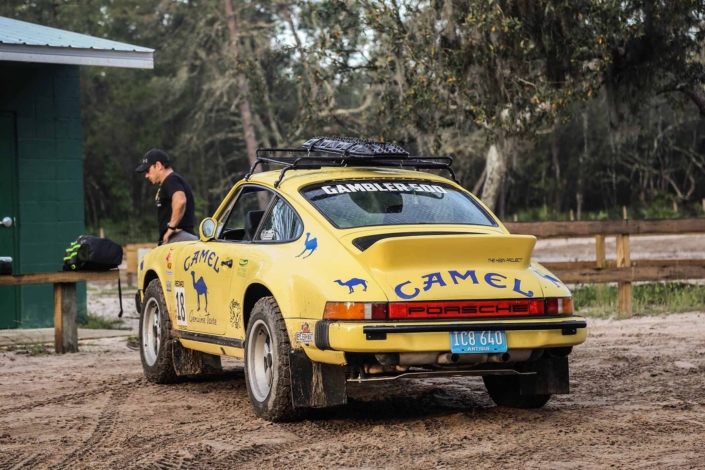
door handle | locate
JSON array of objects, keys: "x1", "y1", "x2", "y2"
[
  {"x1": 221, "y1": 259, "x2": 233, "y2": 268},
  {"x1": 2, "y1": 217, "x2": 12, "y2": 227}
]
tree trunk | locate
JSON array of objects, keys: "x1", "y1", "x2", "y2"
[
  {"x1": 680, "y1": 83, "x2": 705, "y2": 116},
  {"x1": 223, "y1": 0, "x2": 258, "y2": 172},
  {"x1": 551, "y1": 136, "x2": 562, "y2": 214},
  {"x1": 481, "y1": 134, "x2": 515, "y2": 211}
]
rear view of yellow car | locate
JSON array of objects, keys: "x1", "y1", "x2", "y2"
[{"x1": 136, "y1": 137, "x2": 587, "y2": 421}]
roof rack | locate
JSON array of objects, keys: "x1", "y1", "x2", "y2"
[{"x1": 244, "y1": 137, "x2": 458, "y2": 188}]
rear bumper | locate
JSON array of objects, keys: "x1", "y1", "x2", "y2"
[{"x1": 315, "y1": 317, "x2": 587, "y2": 353}]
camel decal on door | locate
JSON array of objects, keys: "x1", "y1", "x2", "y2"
[
  {"x1": 334, "y1": 278, "x2": 368, "y2": 294},
  {"x1": 191, "y1": 271, "x2": 208, "y2": 312},
  {"x1": 296, "y1": 232, "x2": 318, "y2": 259}
]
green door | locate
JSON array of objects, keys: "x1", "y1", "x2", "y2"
[{"x1": 0, "y1": 113, "x2": 19, "y2": 329}]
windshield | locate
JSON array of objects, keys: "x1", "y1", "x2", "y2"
[{"x1": 302, "y1": 180, "x2": 496, "y2": 229}]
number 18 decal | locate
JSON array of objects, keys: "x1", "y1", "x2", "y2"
[{"x1": 174, "y1": 287, "x2": 187, "y2": 327}]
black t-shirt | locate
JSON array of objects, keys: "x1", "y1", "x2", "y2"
[{"x1": 156, "y1": 172, "x2": 195, "y2": 241}]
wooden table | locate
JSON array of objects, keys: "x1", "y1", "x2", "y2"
[{"x1": 0, "y1": 270, "x2": 120, "y2": 353}]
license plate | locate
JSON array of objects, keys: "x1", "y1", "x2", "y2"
[{"x1": 450, "y1": 331, "x2": 507, "y2": 354}]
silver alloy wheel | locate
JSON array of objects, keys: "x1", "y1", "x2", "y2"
[
  {"x1": 247, "y1": 319, "x2": 273, "y2": 402},
  {"x1": 142, "y1": 298, "x2": 161, "y2": 367}
]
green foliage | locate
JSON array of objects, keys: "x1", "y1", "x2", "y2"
[
  {"x1": 79, "y1": 314, "x2": 130, "y2": 330},
  {"x1": 1, "y1": 0, "x2": 705, "y2": 231},
  {"x1": 573, "y1": 282, "x2": 705, "y2": 319}
]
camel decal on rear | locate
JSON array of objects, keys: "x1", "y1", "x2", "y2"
[
  {"x1": 334, "y1": 278, "x2": 368, "y2": 294},
  {"x1": 191, "y1": 271, "x2": 208, "y2": 312},
  {"x1": 296, "y1": 232, "x2": 318, "y2": 259}
]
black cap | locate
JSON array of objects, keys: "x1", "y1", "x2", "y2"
[{"x1": 136, "y1": 149, "x2": 170, "y2": 173}]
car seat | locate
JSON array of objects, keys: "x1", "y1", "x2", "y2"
[{"x1": 243, "y1": 210, "x2": 265, "y2": 241}]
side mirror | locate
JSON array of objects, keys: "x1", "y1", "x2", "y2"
[{"x1": 199, "y1": 217, "x2": 217, "y2": 241}]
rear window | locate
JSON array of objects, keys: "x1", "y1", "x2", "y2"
[{"x1": 302, "y1": 180, "x2": 496, "y2": 229}]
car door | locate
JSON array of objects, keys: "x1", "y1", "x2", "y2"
[
  {"x1": 173, "y1": 239, "x2": 234, "y2": 336},
  {"x1": 180, "y1": 185, "x2": 274, "y2": 338}
]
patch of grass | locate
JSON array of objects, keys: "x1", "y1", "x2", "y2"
[
  {"x1": 126, "y1": 335, "x2": 139, "y2": 342},
  {"x1": 14, "y1": 343, "x2": 51, "y2": 356},
  {"x1": 78, "y1": 314, "x2": 130, "y2": 330},
  {"x1": 573, "y1": 282, "x2": 705, "y2": 318}
]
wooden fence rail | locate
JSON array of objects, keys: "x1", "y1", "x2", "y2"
[{"x1": 505, "y1": 218, "x2": 705, "y2": 317}]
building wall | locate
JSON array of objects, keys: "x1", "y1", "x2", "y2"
[{"x1": 0, "y1": 61, "x2": 87, "y2": 327}]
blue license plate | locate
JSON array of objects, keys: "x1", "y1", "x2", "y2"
[{"x1": 450, "y1": 331, "x2": 507, "y2": 354}]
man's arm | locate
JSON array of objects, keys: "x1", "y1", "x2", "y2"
[{"x1": 164, "y1": 191, "x2": 187, "y2": 242}]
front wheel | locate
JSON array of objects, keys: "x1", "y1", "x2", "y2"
[
  {"x1": 244, "y1": 297, "x2": 303, "y2": 422},
  {"x1": 483, "y1": 375, "x2": 551, "y2": 409},
  {"x1": 139, "y1": 279, "x2": 177, "y2": 384}
]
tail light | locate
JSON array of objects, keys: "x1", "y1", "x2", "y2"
[
  {"x1": 323, "y1": 302, "x2": 388, "y2": 320},
  {"x1": 323, "y1": 297, "x2": 574, "y2": 320},
  {"x1": 545, "y1": 297, "x2": 574, "y2": 315}
]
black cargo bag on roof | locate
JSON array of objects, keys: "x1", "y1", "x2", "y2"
[{"x1": 63, "y1": 235, "x2": 123, "y2": 271}]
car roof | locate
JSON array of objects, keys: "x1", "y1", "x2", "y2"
[{"x1": 241, "y1": 167, "x2": 459, "y2": 194}]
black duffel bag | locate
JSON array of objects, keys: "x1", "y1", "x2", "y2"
[{"x1": 63, "y1": 235, "x2": 123, "y2": 271}]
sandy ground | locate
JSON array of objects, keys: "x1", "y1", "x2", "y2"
[
  {"x1": 1, "y1": 234, "x2": 704, "y2": 469},
  {"x1": 532, "y1": 233, "x2": 705, "y2": 263},
  {"x1": 0, "y1": 313, "x2": 704, "y2": 469}
]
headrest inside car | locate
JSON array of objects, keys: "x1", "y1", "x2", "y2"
[{"x1": 244, "y1": 210, "x2": 265, "y2": 240}]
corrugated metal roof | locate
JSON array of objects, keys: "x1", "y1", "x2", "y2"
[
  {"x1": 0, "y1": 16, "x2": 154, "y2": 68},
  {"x1": 0, "y1": 16, "x2": 153, "y2": 52}
]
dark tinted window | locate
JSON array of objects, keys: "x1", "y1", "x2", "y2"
[{"x1": 302, "y1": 180, "x2": 495, "y2": 229}]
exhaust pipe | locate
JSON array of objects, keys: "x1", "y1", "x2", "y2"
[
  {"x1": 437, "y1": 349, "x2": 534, "y2": 365},
  {"x1": 487, "y1": 353, "x2": 512, "y2": 363},
  {"x1": 437, "y1": 353, "x2": 487, "y2": 365}
]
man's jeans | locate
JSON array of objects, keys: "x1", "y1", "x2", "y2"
[{"x1": 164, "y1": 230, "x2": 198, "y2": 244}]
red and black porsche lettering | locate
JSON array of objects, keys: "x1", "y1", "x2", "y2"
[{"x1": 388, "y1": 299, "x2": 545, "y2": 319}]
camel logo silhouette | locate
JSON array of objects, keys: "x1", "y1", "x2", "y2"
[
  {"x1": 191, "y1": 271, "x2": 208, "y2": 312},
  {"x1": 296, "y1": 232, "x2": 318, "y2": 259},
  {"x1": 532, "y1": 269, "x2": 563, "y2": 287},
  {"x1": 334, "y1": 278, "x2": 368, "y2": 294}
]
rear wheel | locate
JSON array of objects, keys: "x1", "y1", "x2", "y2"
[
  {"x1": 244, "y1": 297, "x2": 303, "y2": 422},
  {"x1": 483, "y1": 375, "x2": 551, "y2": 409},
  {"x1": 140, "y1": 279, "x2": 177, "y2": 384}
]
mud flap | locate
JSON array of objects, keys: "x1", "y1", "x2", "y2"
[
  {"x1": 519, "y1": 357, "x2": 569, "y2": 395},
  {"x1": 172, "y1": 341, "x2": 223, "y2": 376},
  {"x1": 289, "y1": 349, "x2": 347, "y2": 408}
]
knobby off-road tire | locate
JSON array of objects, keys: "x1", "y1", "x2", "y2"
[
  {"x1": 483, "y1": 375, "x2": 551, "y2": 409},
  {"x1": 244, "y1": 297, "x2": 304, "y2": 422},
  {"x1": 140, "y1": 279, "x2": 178, "y2": 384}
]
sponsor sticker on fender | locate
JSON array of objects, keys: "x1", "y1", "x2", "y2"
[{"x1": 295, "y1": 322, "x2": 314, "y2": 346}]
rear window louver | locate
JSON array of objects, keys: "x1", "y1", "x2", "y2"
[{"x1": 352, "y1": 232, "x2": 480, "y2": 251}]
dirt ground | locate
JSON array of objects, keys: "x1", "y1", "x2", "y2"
[{"x1": 1, "y1": 235, "x2": 704, "y2": 469}]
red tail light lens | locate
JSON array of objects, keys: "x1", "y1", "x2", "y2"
[{"x1": 545, "y1": 297, "x2": 574, "y2": 315}]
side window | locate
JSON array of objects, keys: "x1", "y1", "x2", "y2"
[
  {"x1": 257, "y1": 198, "x2": 303, "y2": 242},
  {"x1": 219, "y1": 186, "x2": 274, "y2": 241}
]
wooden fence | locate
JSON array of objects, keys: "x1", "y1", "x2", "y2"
[
  {"x1": 504, "y1": 218, "x2": 705, "y2": 317},
  {"x1": 124, "y1": 243, "x2": 155, "y2": 286}
]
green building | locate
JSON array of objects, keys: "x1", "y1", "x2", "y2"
[{"x1": 0, "y1": 16, "x2": 153, "y2": 329}]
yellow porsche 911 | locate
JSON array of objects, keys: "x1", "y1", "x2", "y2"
[{"x1": 137, "y1": 137, "x2": 587, "y2": 422}]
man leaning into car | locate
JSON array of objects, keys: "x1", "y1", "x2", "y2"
[{"x1": 136, "y1": 149, "x2": 198, "y2": 245}]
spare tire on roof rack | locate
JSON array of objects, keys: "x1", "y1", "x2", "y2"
[{"x1": 245, "y1": 136, "x2": 458, "y2": 187}]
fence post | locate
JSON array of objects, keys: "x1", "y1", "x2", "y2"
[
  {"x1": 595, "y1": 235, "x2": 606, "y2": 268},
  {"x1": 616, "y1": 234, "x2": 632, "y2": 317}
]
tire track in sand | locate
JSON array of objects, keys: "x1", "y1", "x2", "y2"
[{"x1": 48, "y1": 386, "x2": 132, "y2": 470}]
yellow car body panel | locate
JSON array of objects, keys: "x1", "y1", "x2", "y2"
[{"x1": 138, "y1": 166, "x2": 585, "y2": 364}]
